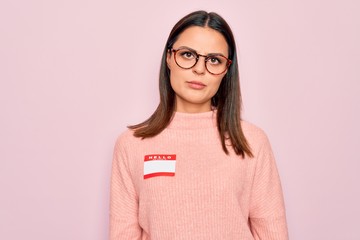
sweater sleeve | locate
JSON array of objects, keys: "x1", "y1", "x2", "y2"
[
  {"x1": 249, "y1": 133, "x2": 289, "y2": 240},
  {"x1": 110, "y1": 136, "x2": 142, "y2": 240}
]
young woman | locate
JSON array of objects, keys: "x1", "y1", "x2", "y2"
[{"x1": 110, "y1": 10, "x2": 288, "y2": 240}]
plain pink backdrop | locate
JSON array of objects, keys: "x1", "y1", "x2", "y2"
[{"x1": 1, "y1": 0, "x2": 359, "y2": 239}]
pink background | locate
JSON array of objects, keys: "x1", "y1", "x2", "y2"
[{"x1": 1, "y1": 0, "x2": 359, "y2": 239}]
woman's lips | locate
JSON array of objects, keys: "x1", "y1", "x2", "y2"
[{"x1": 187, "y1": 81, "x2": 206, "y2": 90}]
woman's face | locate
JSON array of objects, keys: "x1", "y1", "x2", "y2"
[{"x1": 167, "y1": 26, "x2": 229, "y2": 113}]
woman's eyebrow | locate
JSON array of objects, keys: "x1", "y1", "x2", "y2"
[
  {"x1": 177, "y1": 46, "x2": 226, "y2": 56},
  {"x1": 177, "y1": 46, "x2": 197, "y2": 52}
]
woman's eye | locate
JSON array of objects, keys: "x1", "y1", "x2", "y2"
[
  {"x1": 181, "y1": 51, "x2": 195, "y2": 59},
  {"x1": 209, "y1": 57, "x2": 221, "y2": 64}
]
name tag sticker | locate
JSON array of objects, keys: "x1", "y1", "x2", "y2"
[{"x1": 143, "y1": 154, "x2": 176, "y2": 179}]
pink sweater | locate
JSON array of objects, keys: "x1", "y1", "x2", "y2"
[{"x1": 110, "y1": 111, "x2": 288, "y2": 239}]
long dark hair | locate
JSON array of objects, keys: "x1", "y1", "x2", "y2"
[{"x1": 129, "y1": 10, "x2": 253, "y2": 158}]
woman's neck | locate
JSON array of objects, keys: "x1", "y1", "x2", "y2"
[{"x1": 174, "y1": 100, "x2": 212, "y2": 113}]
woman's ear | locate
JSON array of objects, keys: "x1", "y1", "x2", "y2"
[{"x1": 166, "y1": 50, "x2": 171, "y2": 69}]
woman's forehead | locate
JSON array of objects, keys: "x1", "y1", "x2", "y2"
[{"x1": 173, "y1": 26, "x2": 228, "y2": 56}]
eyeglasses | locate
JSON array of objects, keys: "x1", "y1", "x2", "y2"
[{"x1": 169, "y1": 47, "x2": 232, "y2": 75}]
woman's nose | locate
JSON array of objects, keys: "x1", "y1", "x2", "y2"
[{"x1": 192, "y1": 56, "x2": 206, "y2": 75}]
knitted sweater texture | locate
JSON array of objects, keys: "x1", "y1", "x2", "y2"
[{"x1": 110, "y1": 111, "x2": 288, "y2": 239}]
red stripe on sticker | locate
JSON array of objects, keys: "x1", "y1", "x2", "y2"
[
  {"x1": 144, "y1": 172, "x2": 175, "y2": 179},
  {"x1": 144, "y1": 154, "x2": 176, "y2": 161}
]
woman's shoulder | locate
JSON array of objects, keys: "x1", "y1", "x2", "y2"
[
  {"x1": 240, "y1": 120, "x2": 271, "y2": 150},
  {"x1": 113, "y1": 128, "x2": 140, "y2": 148},
  {"x1": 241, "y1": 120, "x2": 267, "y2": 137}
]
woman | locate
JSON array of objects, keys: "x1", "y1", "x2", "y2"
[{"x1": 110, "y1": 10, "x2": 288, "y2": 240}]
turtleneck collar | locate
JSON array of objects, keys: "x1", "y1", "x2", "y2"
[{"x1": 167, "y1": 110, "x2": 217, "y2": 130}]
